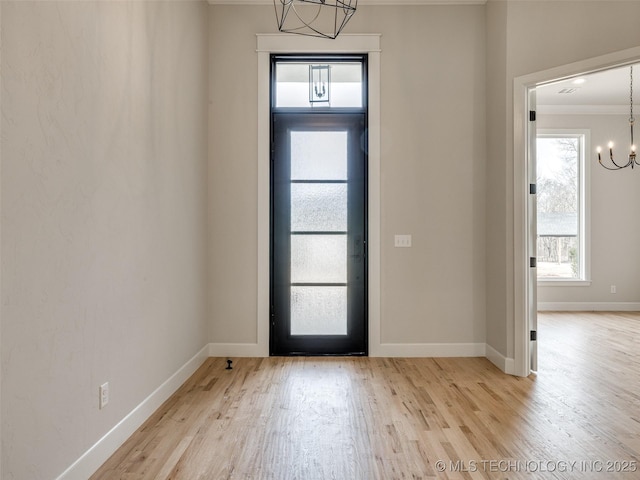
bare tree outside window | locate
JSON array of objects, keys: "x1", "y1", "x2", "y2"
[{"x1": 537, "y1": 136, "x2": 581, "y2": 279}]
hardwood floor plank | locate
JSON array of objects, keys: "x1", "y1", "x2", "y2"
[{"x1": 91, "y1": 312, "x2": 640, "y2": 479}]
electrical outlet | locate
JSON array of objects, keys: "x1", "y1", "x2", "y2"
[
  {"x1": 610, "y1": 285, "x2": 617, "y2": 294},
  {"x1": 99, "y1": 382, "x2": 109, "y2": 409}
]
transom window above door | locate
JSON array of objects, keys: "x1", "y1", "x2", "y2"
[{"x1": 272, "y1": 56, "x2": 366, "y2": 109}]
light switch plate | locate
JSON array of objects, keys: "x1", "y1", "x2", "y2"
[{"x1": 394, "y1": 235, "x2": 412, "y2": 247}]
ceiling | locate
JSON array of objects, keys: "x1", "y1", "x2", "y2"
[{"x1": 537, "y1": 63, "x2": 639, "y2": 114}]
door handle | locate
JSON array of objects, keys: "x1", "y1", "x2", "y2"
[{"x1": 351, "y1": 234, "x2": 364, "y2": 262}]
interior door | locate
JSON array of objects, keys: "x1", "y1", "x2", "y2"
[
  {"x1": 528, "y1": 88, "x2": 538, "y2": 372},
  {"x1": 270, "y1": 113, "x2": 367, "y2": 355}
]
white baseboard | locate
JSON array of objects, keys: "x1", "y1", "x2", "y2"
[
  {"x1": 373, "y1": 342, "x2": 486, "y2": 357},
  {"x1": 208, "y1": 342, "x2": 488, "y2": 359},
  {"x1": 207, "y1": 342, "x2": 519, "y2": 377},
  {"x1": 538, "y1": 302, "x2": 640, "y2": 312},
  {"x1": 485, "y1": 344, "x2": 515, "y2": 375},
  {"x1": 56, "y1": 344, "x2": 210, "y2": 480}
]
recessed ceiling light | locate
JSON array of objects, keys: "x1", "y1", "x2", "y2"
[{"x1": 572, "y1": 78, "x2": 587, "y2": 85}]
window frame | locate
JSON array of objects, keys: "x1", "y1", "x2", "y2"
[{"x1": 536, "y1": 129, "x2": 591, "y2": 286}]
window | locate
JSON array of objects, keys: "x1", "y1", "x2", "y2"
[
  {"x1": 273, "y1": 56, "x2": 365, "y2": 109},
  {"x1": 536, "y1": 130, "x2": 589, "y2": 282}
]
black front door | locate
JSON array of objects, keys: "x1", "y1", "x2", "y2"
[{"x1": 270, "y1": 113, "x2": 367, "y2": 355}]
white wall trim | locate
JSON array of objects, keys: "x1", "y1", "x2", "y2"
[
  {"x1": 55, "y1": 344, "x2": 210, "y2": 480},
  {"x1": 538, "y1": 302, "x2": 640, "y2": 312},
  {"x1": 537, "y1": 104, "x2": 630, "y2": 116},
  {"x1": 205, "y1": 342, "x2": 486, "y2": 358},
  {"x1": 256, "y1": 40, "x2": 272, "y2": 358},
  {"x1": 513, "y1": 45, "x2": 640, "y2": 379},
  {"x1": 256, "y1": 33, "x2": 381, "y2": 53},
  {"x1": 485, "y1": 344, "x2": 515, "y2": 375},
  {"x1": 256, "y1": 33, "x2": 381, "y2": 357}
]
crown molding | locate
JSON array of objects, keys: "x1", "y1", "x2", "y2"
[
  {"x1": 207, "y1": 0, "x2": 487, "y2": 5},
  {"x1": 537, "y1": 104, "x2": 629, "y2": 115}
]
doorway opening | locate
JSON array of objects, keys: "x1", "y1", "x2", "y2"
[{"x1": 517, "y1": 47, "x2": 640, "y2": 376}]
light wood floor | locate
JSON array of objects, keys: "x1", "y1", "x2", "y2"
[{"x1": 91, "y1": 312, "x2": 640, "y2": 479}]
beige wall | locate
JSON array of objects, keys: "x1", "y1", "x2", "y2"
[
  {"x1": 537, "y1": 113, "x2": 640, "y2": 304},
  {"x1": 1, "y1": 2, "x2": 209, "y2": 478},
  {"x1": 485, "y1": 0, "x2": 510, "y2": 357},
  {"x1": 208, "y1": 5, "x2": 487, "y2": 346},
  {"x1": 209, "y1": 6, "x2": 267, "y2": 344},
  {"x1": 485, "y1": 0, "x2": 640, "y2": 358}
]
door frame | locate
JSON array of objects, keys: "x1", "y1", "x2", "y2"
[
  {"x1": 255, "y1": 34, "x2": 381, "y2": 357},
  {"x1": 513, "y1": 46, "x2": 640, "y2": 377}
]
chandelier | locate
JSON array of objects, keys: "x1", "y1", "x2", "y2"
[
  {"x1": 597, "y1": 65, "x2": 638, "y2": 170},
  {"x1": 309, "y1": 65, "x2": 330, "y2": 103},
  {"x1": 273, "y1": 0, "x2": 357, "y2": 39}
]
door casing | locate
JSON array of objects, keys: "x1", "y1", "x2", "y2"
[{"x1": 252, "y1": 33, "x2": 380, "y2": 359}]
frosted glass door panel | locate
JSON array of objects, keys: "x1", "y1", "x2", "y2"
[
  {"x1": 291, "y1": 184, "x2": 348, "y2": 232},
  {"x1": 291, "y1": 131, "x2": 348, "y2": 180},
  {"x1": 291, "y1": 235, "x2": 347, "y2": 283},
  {"x1": 291, "y1": 286, "x2": 347, "y2": 335}
]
